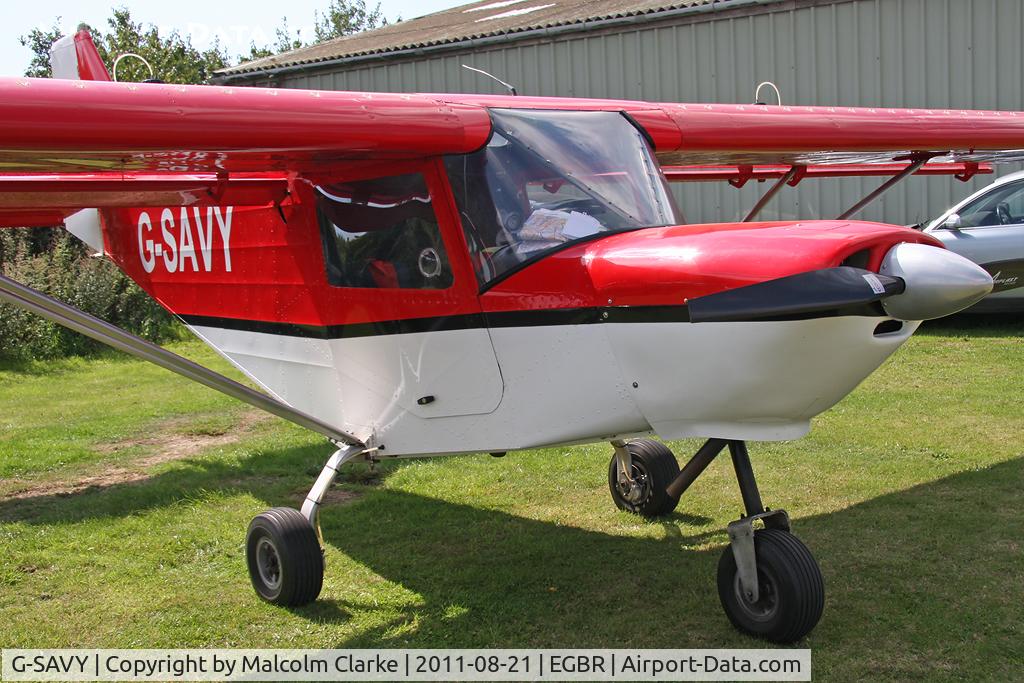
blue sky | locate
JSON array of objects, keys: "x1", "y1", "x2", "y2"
[{"x1": 1, "y1": 0, "x2": 467, "y2": 76}]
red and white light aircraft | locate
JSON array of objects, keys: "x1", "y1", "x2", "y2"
[{"x1": 0, "y1": 29, "x2": 1010, "y2": 641}]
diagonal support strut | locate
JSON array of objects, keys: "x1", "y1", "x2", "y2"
[{"x1": 0, "y1": 272, "x2": 364, "y2": 448}]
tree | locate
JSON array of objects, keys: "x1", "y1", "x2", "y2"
[
  {"x1": 256, "y1": 1, "x2": 390, "y2": 60},
  {"x1": 18, "y1": 20, "x2": 64, "y2": 78},
  {"x1": 313, "y1": 0, "x2": 387, "y2": 43},
  {"x1": 93, "y1": 9, "x2": 230, "y2": 84},
  {"x1": 18, "y1": 8, "x2": 230, "y2": 84},
  {"x1": 19, "y1": 3, "x2": 393, "y2": 80},
  {"x1": 241, "y1": 44, "x2": 276, "y2": 62},
  {"x1": 270, "y1": 18, "x2": 308, "y2": 55}
]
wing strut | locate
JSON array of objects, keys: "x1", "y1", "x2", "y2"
[
  {"x1": 0, "y1": 273, "x2": 364, "y2": 448},
  {"x1": 742, "y1": 165, "x2": 803, "y2": 222},
  {"x1": 837, "y1": 153, "x2": 934, "y2": 220}
]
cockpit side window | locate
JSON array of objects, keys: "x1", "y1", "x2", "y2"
[{"x1": 315, "y1": 172, "x2": 453, "y2": 290}]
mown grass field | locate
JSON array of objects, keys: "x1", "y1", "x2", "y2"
[{"x1": 0, "y1": 316, "x2": 1022, "y2": 681}]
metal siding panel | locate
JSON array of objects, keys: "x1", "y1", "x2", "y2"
[
  {"x1": 376, "y1": 64, "x2": 389, "y2": 91},
  {"x1": 603, "y1": 34, "x2": 623, "y2": 99},
  {"x1": 995, "y1": 0, "x2": 1022, "y2": 110},
  {"x1": 948, "y1": 0, "x2": 973, "y2": 108},
  {"x1": 566, "y1": 38, "x2": 582, "y2": 98},
  {"x1": 426, "y1": 57, "x2": 442, "y2": 92},
  {"x1": 794, "y1": 7, "x2": 815, "y2": 105},
  {"x1": 399, "y1": 61, "x2": 415, "y2": 93},
  {"x1": 620, "y1": 31, "x2": 639, "y2": 100},
  {"x1": 642, "y1": 28, "x2": 659, "y2": 101},
  {"x1": 537, "y1": 41, "x2": 555, "y2": 96},
  {"x1": 653, "y1": 27, "x2": 676, "y2": 102},
  {"x1": 731, "y1": 17, "x2": 753, "y2": 105},
  {"x1": 552, "y1": 40, "x2": 568, "y2": 97},
  {"x1": 973, "y1": 0, "x2": 997, "y2": 109}
]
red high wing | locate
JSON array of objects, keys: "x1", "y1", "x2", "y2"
[
  {"x1": 0, "y1": 77, "x2": 493, "y2": 174},
  {"x1": 645, "y1": 102, "x2": 1024, "y2": 161},
  {"x1": 2, "y1": 76, "x2": 1024, "y2": 205},
  {"x1": 662, "y1": 162, "x2": 992, "y2": 184}
]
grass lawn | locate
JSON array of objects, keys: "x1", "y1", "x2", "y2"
[{"x1": 0, "y1": 316, "x2": 1022, "y2": 681}]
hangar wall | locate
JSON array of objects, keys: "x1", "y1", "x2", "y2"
[{"x1": 271, "y1": 0, "x2": 1024, "y2": 225}]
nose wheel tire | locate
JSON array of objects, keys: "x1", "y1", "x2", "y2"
[
  {"x1": 607, "y1": 439, "x2": 680, "y2": 518},
  {"x1": 246, "y1": 507, "x2": 324, "y2": 607},
  {"x1": 717, "y1": 528, "x2": 824, "y2": 643}
]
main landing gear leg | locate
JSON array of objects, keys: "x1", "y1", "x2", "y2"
[
  {"x1": 607, "y1": 438, "x2": 824, "y2": 643},
  {"x1": 245, "y1": 444, "x2": 365, "y2": 606}
]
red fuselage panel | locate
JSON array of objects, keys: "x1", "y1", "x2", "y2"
[
  {"x1": 481, "y1": 221, "x2": 942, "y2": 312},
  {"x1": 101, "y1": 190, "x2": 940, "y2": 327}
]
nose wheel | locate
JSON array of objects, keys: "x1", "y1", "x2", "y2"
[
  {"x1": 607, "y1": 438, "x2": 824, "y2": 642},
  {"x1": 717, "y1": 526, "x2": 824, "y2": 642}
]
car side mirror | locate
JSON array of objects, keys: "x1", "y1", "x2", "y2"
[{"x1": 941, "y1": 213, "x2": 962, "y2": 230}]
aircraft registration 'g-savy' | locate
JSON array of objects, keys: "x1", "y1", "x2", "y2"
[{"x1": 0, "y1": 28, "x2": 1007, "y2": 642}]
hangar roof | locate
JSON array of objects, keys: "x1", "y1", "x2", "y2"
[{"x1": 216, "y1": 0, "x2": 766, "y2": 79}]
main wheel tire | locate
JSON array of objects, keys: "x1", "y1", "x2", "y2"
[
  {"x1": 246, "y1": 507, "x2": 324, "y2": 607},
  {"x1": 607, "y1": 439, "x2": 680, "y2": 517},
  {"x1": 717, "y1": 528, "x2": 824, "y2": 643}
]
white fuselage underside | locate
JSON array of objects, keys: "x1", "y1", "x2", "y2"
[{"x1": 188, "y1": 315, "x2": 917, "y2": 457}]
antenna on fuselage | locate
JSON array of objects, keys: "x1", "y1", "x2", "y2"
[
  {"x1": 753, "y1": 81, "x2": 782, "y2": 105},
  {"x1": 461, "y1": 64, "x2": 518, "y2": 96}
]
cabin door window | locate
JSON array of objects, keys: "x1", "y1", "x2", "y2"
[{"x1": 315, "y1": 172, "x2": 454, "y2": 290}]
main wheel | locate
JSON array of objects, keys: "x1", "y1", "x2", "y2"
[
  {"x1": 607, "y1": 439, "x2": 680, "y2": 517},
  {"x1": 246, "y1": 507, "x2": 324, "y2": 607},
  {"x1": 717, "y1": 528, "x2": 824, "y2": 643}
]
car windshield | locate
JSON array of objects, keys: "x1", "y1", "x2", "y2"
[{"x1": 445, "y1": 108, "x2": 680, "y2": 287}]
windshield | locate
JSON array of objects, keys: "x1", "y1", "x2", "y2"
[{"x1": 445, "y1": 109, "x2": 680, "y2": 287}]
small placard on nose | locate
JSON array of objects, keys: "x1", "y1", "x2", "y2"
[{"x1": 862, "y1": 273, "x2": 886, "y2": 294}]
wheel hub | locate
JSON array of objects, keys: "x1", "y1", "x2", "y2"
[
  {"x1": 732, "y1": 571, "x2": 778, "y2": 622},
  {"x1": 255, "y1": 537, "x2": 282, "y2": 590},
  {"x1": 617, "y1": 465, "x2": 650, "y2": 504}
]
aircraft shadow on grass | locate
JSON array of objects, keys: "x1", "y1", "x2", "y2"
[
  {"x1": 310, "y1": 457, "x2": 1024, "y2": 652},
  {"x1": 0, "y1": 446, "x2": 1021, "y2": 655}
]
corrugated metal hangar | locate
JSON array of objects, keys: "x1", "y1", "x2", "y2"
[{"x1": 216, "y1": 0, "x2": 1024, "y2": 225}]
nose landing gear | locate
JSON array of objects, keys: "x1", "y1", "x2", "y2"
[
  {"x1": 608, "y1": 438, "x2": 824, "y2": 643},
  {"x1": 718, "y1": 521, "x2": 824, "y2": 643}
]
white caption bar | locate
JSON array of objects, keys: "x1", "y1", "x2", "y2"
[{"x1": 2, "y1": 649, "x2": 810, "y2": 681}]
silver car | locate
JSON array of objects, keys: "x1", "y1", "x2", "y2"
[{"x1": 922, "y1": 170, "x2": 1024, "y2": 312}]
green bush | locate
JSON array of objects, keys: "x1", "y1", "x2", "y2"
[{"x1": 0, "y1": 228, "x2": 178, "y2": 360}]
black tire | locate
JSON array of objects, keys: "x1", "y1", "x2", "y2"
[
  {"x1": 717, "y1": 528, "x2": 824, "y2": 643},
  {"x1": 246, "y1": 507, "x2": 324, "y2": 607},
  {"x1": 607, "y1": 439, "x2": 680, "y2": 517}
]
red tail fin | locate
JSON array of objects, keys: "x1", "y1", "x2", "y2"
[{"x1": 49, "y1": 26, "x2": 111, "y2": 81}]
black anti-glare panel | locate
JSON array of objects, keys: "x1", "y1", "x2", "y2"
[{"x1": 688, "y1": 267, "x2": 905, "y2": 323}]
